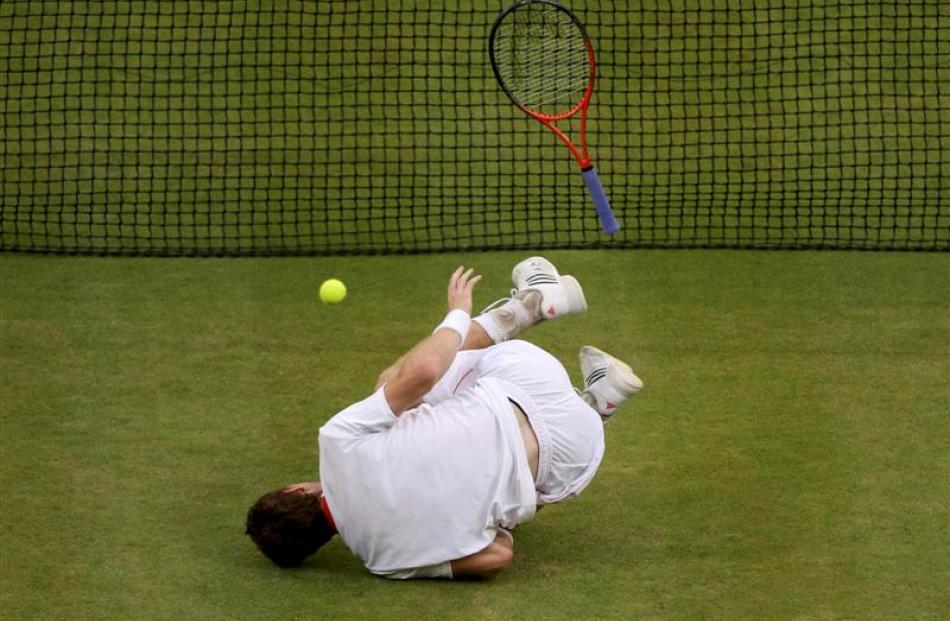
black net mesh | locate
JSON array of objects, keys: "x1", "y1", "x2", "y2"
[{"x1": 1, "y1": 1, "x2": 947, "y2": 255}]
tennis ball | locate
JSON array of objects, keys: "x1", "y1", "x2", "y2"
[{"x1": 319, "y1": 278, "x2": 347, "y2": 305}]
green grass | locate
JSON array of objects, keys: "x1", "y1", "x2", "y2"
[{"x1": 2, "y1": 250, "x2": 948, "y2": 620}]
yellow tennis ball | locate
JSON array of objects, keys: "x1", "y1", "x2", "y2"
[{"x1": 319, "y1": 278, "x2": 347, "y2": 305}]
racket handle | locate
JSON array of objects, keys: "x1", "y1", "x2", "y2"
[{"x1": 582, "y1": 166, "x2": 620, "y2": 235}]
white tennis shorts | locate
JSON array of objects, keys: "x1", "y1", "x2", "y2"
[{"x1": 425, "y1": 339, "x2": 605, "y2": 504}]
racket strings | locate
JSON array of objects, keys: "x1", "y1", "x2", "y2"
[
  {"x1": 496, "y1": 38, "x2": 588, "y2": 109},
  {"x1": 493, "y1": 8, "x2": 590, "y2": 115}
]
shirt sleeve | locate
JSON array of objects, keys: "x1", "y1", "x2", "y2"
[
  {"x1": 379, "y1": 561, "x2": 453, "y2": 580},
  {"x1": 319, "y1": 386, "x2": 397, "y2": 446}
]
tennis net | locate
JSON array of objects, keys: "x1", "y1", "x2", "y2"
[{"x1": 1, "y1": 1, "x2": 947, "y2": 255}]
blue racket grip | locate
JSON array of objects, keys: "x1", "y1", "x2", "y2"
[{"x1": 582, "y1": 166, "x2": 620, "y2": 234}]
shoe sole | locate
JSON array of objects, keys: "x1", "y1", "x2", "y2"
[
  {"x1": 556, "y1": 275, "x2": 588, "y2": 315},
  {"x1": 580, "y1": 346, "x2": 642, "y2": 395},
  {"x1": 608, "y1": 361, "x2": 643, "y2": 395},
  {"x1": 537, "y1": 275, "x2": 587, "y2": 319}
]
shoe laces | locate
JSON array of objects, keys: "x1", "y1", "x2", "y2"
[{"x1": 479, "y1": 288, "x2": 518, "y2": 314}]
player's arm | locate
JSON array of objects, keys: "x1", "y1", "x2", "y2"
[
  {"x1": 382, "y1": 266, "x2": 481, "y2": 416},
  {"x1": 450, "y1": 530, "x2": 514, "y2": 579},
  {"x1": 374, "y1": 352, "x2": 407, "y2": 391}
]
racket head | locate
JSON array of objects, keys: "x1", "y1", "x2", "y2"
[{"x1": 489, "y1": 0, "x2": 595, "y2": 121}]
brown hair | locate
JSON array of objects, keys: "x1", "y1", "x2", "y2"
[{"x1": 245, "y1": 489, "x2": 335, "y2": 567}]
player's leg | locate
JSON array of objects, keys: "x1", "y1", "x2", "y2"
[
  {"x1": 473, "y1": 340, "x2": 643, "y2": 503},
  {"x1": 427, "y1": 256, "x2": 587, "y2": 405},
  {"x1": 472, "y1": 339, "x2": 605, "y2": 503},
  {"x1": 472, "y1": 257, "x2": 587, "y2": 345},
  {"x1": 577, "y1": 346, "x2": 643, "y2": 423},
  {"x1": 460, "y1": 321, "x2": 494, "y2": 351}
]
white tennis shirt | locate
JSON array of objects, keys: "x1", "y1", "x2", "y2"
[{"x1": 318, "y1": 376, "x2": 537, "y2": 577}]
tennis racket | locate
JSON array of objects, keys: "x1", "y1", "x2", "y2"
[{"x1": 489, "y1": 0, "x2": 619, "y2": 234}]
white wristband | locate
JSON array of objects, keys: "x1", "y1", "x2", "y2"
[{"x1": 434, "y1": 309, "x2": 471, "y2": 342}]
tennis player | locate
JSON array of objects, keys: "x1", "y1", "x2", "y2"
[{"x1": 246, "y1": 258, "x2": 642, "y2": 578}]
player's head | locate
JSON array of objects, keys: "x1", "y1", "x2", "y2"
[{"x1": 245, "y1": 485, "x2": 335, "y2": 567}]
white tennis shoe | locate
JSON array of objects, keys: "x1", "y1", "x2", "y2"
[
  {"x1": 510, "y1": 256, "x2": 587, "y2": 319},
  {"x1": 579, "y1": 345, "x2": 643, "y2": 420}
]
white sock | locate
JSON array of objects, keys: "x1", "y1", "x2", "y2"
[{"x1": 473, "y1": 291, "x2": 542, "y2": 343}]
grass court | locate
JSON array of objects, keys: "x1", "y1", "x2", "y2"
[{"x1": 2, "y1": 250, "x2": 948, "y2": 619}]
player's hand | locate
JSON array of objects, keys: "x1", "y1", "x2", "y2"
[{"x1": 447, "y1": 266, "x2": 482, "y2": 315}]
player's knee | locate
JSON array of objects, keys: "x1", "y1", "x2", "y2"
[
  {"x1": 486, "y1": 545, "x2": 514, "y2": 575},
  {"x1": 497, "y1": 545, "x2": 514, "y2": 568}
]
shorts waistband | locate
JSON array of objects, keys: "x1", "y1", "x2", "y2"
[{"x1": 498, "y1": 381, "x2": 551, "y2": 493}]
